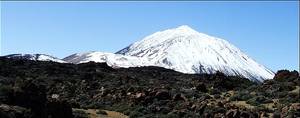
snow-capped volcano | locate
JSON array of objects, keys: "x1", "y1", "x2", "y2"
[
  {"x1": 3, "y1": 54, "x2": 66, "y2": 63},
  {"x1": 117, "y1": 25, "x2": 274, "y2": 81},
  {"x1": 10, "y1": 25, "x2": 274, "y2": 81},
  {"x1": 63, "y1": 51, "x2": 150, "y2": 68}
]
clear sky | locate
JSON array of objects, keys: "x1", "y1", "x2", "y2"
[{"x1": 0, "y1": 1, "x2": 299, "y2": 71}]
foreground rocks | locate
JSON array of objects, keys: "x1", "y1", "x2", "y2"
[
  {"x1": 0, "y1": 104, "x2": 30, "y2": 118},
  {"x1": 0, "y1": 58, "x2": 299, "y2": 117}
]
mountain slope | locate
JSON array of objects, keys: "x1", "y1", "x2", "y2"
[
  {"x1": 3, "y1": 54, "x2": 66, "y2": 63},
  {"x1": 63, "y1": 51, "x2": 150, "y2": 68},
  {"x1": 116, "y1": 25, "x2": 274, "y2": 81}
]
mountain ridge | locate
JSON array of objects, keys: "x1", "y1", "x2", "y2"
[{"x1": 3, "y1": 54, "x2": 66, "y2": 63}]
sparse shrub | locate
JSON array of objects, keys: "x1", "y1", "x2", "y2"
[
  {"x1": 202, "y1": 106, "x2": 225, "y2": 116},
  {"x1": 246, "y1": 96, "x2": 271, "y2": 106},
  {"x1": 73, "y1": 109, "x2": 89, "y2": 118},
  {"x1": 196, "y1": 83, "x2": 208, "y2": 93},
  {"x1": 129, "y1": 110, "x2": 144, "y2": 118},
  {"x1": 209, "y1": 88, "x2": 221, "y2": 95},
  {"x1": 0, "y1": 85, "x2": 13, "y2": 104},
  {"x1": 278, "y1": 82, "x2": 296, "y2": 92},
  {"x1": 214, "y1": 94, "x2": 221, "y2": 99},
  {"x1": 165, "y1": 112, "x2": 180, "y2": 118},
  {"x1": 96, "y1": 110, "x2": 107, "y2": 115},
  {"x1": 256, "y1": 104, "x2": 272, "y2": 112},
  {"x1": 47, "y1": 100, "x2": 73, "y2": 118},
  {"x1": 272, "y1": 110, "x2": 281, "y2": 118},
  {"x1": 229, "y1": 91, "x2": 252, "y2": 101},
  {"x1": 277, "y1": 92, "x2": 288, "y2": 98}
]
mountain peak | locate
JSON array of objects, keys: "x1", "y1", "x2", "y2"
[
  {"x1": 176, "y1": 25, "x2": 193, "y2": 29},
  {"x1": 175, "y1": 25, "x2": 196, "y2": 31},
  {"x1": 168, "y1": 25, "x2": 199, "y2": 35}
]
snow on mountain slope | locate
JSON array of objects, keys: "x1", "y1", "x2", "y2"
[
  {"x1": 117, "y1": 25, "x2": 274, "y2": 82},
  {"x1": 63, "y1": 51, "x2": 150, "y2": 68},
  {"x1": 3, "y1": 54, "x2": 66, "y2": 63}
]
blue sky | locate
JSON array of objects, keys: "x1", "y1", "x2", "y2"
[{"x1": 0, "y1": 1, "x2": 299, "y2": 71}]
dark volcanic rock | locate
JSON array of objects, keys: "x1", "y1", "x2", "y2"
[
  {"x1": 0, "y1": 57, "x2": 299, "y2": 118},
  {"x1": 47, "y1": 99, "x2": 73, "y2": 118},
  {"x1": 155, "y1": 90, "x2": 171, "y2": 100},
  {"x1": 196, "y1": 83, "x2": 208, "y2": 93},
  {"x1": 11, "y1": 79, "x2": 47, "y2": 118},
  {"x1": 225, "y1": 109, "x2": 240, "y2": 118},
  {"x1": 172, "y1": 94, "x2": 188, "y2": 101},
  {"x1": 274, "y1": 70, "x2": 299, "y2": 82},
  {"x1": 0, "y1": 104, "x2": 31, "y2": 118}
]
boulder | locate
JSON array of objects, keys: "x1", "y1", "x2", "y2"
[
  {"x1": 225, "y1": 109, "x2": 240, "y2": 118},
  {"x1": 155, "y1": 90, "x2": 171, "y2": 100},
  {"x1": 172, "y1": 94, "x2": 188, "y2": 101}
]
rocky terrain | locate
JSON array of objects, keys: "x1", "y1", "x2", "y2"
[{"x1": 0, "y1": 57, "x2": 299, "y2": 118}]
